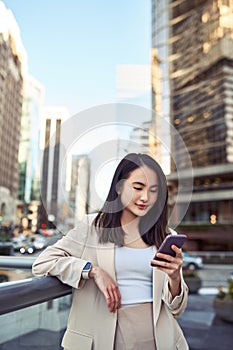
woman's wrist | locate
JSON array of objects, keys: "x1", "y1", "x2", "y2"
[
  {"x1": 168, "y1": 276, "x2": 181, "y2": 298},
  {"x1": 89, "y1": 265, "x2": 99, "y2": 279}
]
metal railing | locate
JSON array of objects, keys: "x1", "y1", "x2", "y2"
[
  {"x1": 0, "y1": 255, "x2": 72, "y2": 315},
  {"x1": 0, "y1": 256, "x2": 36, "y2": 269},
  {"x1": 0, "y1": 275, "x2": 72, "y2": 315}
]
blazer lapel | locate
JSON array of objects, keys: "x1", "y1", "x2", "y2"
[{"x1": 97, "y1": 241, "x2": 116, "y2": 282}]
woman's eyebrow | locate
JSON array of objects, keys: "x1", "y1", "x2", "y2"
[
  {"x1": 132, "y1": 181, "x2": 145, "y2": 186},
  {"x1": 132, "y1": 181, "x2": 158, "y2": 188}
]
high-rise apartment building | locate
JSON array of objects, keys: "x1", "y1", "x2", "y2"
[
  {"x1": 0, "y1": 1, "x2": 27, "y2": 225},
  {"x1": 39, "y1": 106, "x2": 70, "y2": 230},
  {"x1": 152, "y1": 0, "x2": 233, "y2": 250}
]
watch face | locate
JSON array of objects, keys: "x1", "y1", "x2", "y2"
[{"x1": 84, "y1": 262, "x2": 91, "y2": 270}]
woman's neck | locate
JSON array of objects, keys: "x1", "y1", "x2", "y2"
[{"x1": 121, "y1": 213, "x2": 149, "y2": 248}]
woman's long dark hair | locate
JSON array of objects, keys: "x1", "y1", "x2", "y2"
[{"x1": 93, "y1": 153, "x2": 169, "y2": 247}]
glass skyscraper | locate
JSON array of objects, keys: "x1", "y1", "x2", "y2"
[{"x1": 151, "y1": 0, "x2": 233, "y2": 250}]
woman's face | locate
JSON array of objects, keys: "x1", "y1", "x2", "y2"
[{"x1": 119, "y1": 165, "x2": 158, "y2": 221}]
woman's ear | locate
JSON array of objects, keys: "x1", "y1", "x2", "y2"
[
  {"x1": 116, "y1": 179, "x2": 124, "y2": 195},
  {"x1": 116, "y1": 185, "x2": 121, "y2": 195}
]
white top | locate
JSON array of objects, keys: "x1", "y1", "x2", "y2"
[{"x1": 115, "y1": 246, "x2": 153, "y2": 306}]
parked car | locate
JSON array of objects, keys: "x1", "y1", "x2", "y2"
[{"x1": 183, "y1": 252, "x2": 203, "y2": 270}]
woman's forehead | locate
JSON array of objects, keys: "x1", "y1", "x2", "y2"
[{"x1": 128, "y1": 166, "x2": 158, "y2": 184}]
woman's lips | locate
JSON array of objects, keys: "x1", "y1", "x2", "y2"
[{"x1": 136, "y1": 204, "x2": 147, "y2": 210}]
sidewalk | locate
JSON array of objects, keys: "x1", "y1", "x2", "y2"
[{"x1": 178, "y1": 292, "x2": 233, "y2": 350}]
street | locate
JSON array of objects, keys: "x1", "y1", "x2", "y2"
[
  {"x1": 178, "y1": 264, "x2": 233, "y2": 349},
  {"x1": 197, "y1": 264, "x2": 232, "y2": 289},
  {"x1": 178, "y1": 293, "x2": 233, "y2": 350}
]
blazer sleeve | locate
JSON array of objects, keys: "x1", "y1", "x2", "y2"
[
  {"x1": 32, "y1": 216, "x2": 92, "y2": 289},
  {"x1": 161, "y1": 273, "x2": 189, "y2": 317}
]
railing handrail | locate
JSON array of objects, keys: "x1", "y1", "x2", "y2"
[
  {"x1": 0, "y1": 255, "x2": 36, "y2": 269},
  {"x1": 0, "y1": 276, "x2": 72, "y2": 315}
]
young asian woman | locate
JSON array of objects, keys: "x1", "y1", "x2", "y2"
[{"x1": 32, "y1": 153, "x2": 189, "y2": 350}]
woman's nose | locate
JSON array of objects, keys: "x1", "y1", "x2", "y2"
[{"x1": 140, "y1": 189, "x2": 148, "y2": 202}]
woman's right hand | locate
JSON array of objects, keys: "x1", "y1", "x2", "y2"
[{"x1": 89, "y1": 265, "x2": 121, "y2": 313}]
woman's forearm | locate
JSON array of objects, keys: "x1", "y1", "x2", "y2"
[{"x1": 168, "y1": 275, "x2": 181, "y2": 299}]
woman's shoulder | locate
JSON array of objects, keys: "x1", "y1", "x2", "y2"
[
  {"x1": 65, "y1": 213, "x2": 99, "y2": 240},
  {"x1": 74, "y1": 212, "x2": 98, "y2": 226}
]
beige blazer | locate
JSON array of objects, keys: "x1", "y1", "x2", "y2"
[{"x1": 32, "y1": 214, "x2": 189, "y2": 350}]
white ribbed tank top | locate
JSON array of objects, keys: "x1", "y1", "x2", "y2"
[{"x1": 115, "y1": 246, "x2": 153, "y2": 306}]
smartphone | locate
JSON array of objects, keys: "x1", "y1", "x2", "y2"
[{"x1": 151, "y1": 234, "x2": 187, "y2": 264}]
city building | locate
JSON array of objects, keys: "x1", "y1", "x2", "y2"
[
  {"x1": 151, "y1": 0, "x2": 233, "y2": 250},
  {"x1": 0, "y1": 1, "x2": 27, "y2": 225},
  {"x1": 17, "y1": 75, "x2": 44, "y2": 232},
  {"x1": 39, "y1": 106, "x2": 70, "y2": 231},
  {"x1": 69, "y1": 154, "x2": 90, "y2": 226},
  {"x1": 150, "y1": 1, "x2": 172, "y2": 174},
  {"x1": 127, "y1": 121, "x2": 151, "y2": 154}
]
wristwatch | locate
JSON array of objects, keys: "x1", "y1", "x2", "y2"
[{"x1": 82, "y1": 262, "x2": 92, "y2": 279}]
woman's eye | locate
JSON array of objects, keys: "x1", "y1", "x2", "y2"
[
  {"x1": 133, "y1": 187, "x2": 142, "y2": 191},
  {"x1": 150, "y1": 188, "x2": 158, "y2": 193}
]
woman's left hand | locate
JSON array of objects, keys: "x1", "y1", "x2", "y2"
[{"x1": 151, "y1": 245, "x2": 183, "y2": 298}]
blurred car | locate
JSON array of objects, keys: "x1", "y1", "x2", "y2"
[
  {"x1": 33, "y1": 236, "x2": 46, "y2": 250},
  {"x1": 12, "y1": 234, "x2": 28, "y2": 251},
  {"x1": 183, "y1": 252, "x2": 203, "y2": 270},
  {"x1": 20, "y1": 244, "x2": 37, "y2": 255},
  {"x1": 41, "y1": 229, "x2": 54, "y2": 236}
]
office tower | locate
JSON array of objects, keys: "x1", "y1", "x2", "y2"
[
  {"x1": 127, "y1": 121, "x2": 151, "y2": 154},
  {"x1": 151, "y1": 0, "x2": 171, "y2": 173},
  {"x1": 152, "y1": 0, "x2": 233, "y2": 250},
  {"x1": 18, "y1": 75, "x2": 44, "y2": 203},
  {"x1": 39, "y1": 106, "x2": 70, "y2": 230},
  {"x1": 0, "y1": 1, "x2": 27, "y2": 225},
  {"x1": 17, "y1": 75, "x2": 44, "y2": 231}
]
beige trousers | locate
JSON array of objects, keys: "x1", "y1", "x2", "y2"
[{"x1": 114, "y1": 302, "x2": 157, "y2": 350}]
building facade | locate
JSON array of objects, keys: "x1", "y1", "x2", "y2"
[
  {"x1": 69, "y1": 154, "x2": 90, "y2": 226},
  {"x1": 0, "y1": 1, "x2": 27, "y2": 225},
  {"x1": 152, "y1": 0, "x2": 233, "y2": 250},
  {"x1": 39, "y1": 106, "x2": 70, "y2": 231},
  {"x1": 17, "y1": 75, "x2": 44, "y2": 231},
  {"x1": 127, "y1": 121, "x2": 151, "y2": 154}
]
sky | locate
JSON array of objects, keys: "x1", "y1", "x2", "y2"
[
  {"x1": 3, "y1": 0, "x2": 151, "y2": 115},
  {"x1": 2, "y1": 0, "x2": 153, "y2": 203}
]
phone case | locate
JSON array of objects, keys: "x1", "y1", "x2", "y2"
[{"x1": 152, "y1": 234, "x2": 187, "y2": 262}]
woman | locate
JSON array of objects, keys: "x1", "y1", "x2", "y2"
[{"x1": 32, "y1": 153, "x2": 189, "y2": 350}]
